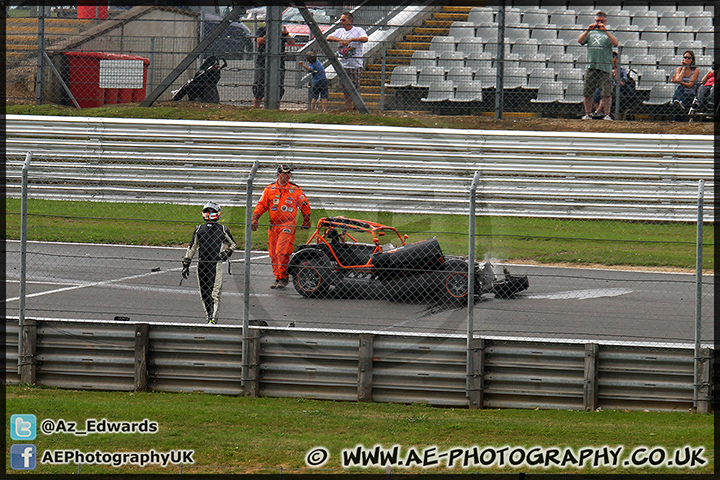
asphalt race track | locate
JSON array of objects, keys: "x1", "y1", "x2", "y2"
[{"x1": 5, "y1": 241, "x2": 714, "y2": 347}]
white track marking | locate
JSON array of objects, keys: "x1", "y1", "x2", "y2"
[{"x1": 523, "y1": 288, "x2": 634, "y2": 300}]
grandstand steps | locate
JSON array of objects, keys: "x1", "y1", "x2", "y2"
[
  {"x1": 413, "y1": 27, "x2": 452, "y2": 36},
  {"x1": 392, "y1": 43, "x2": 430, "y2": 51},
  {"x1": 403, "y1": 35, "x2": 436, "y2": 43},
  {"x1": 5, "y1": 17, "x2": 97, "y2": 66}
]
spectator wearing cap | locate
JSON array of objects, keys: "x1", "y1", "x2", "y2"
[{"x1": 251, "y1": 165, "x2": 312, "y2": 289}]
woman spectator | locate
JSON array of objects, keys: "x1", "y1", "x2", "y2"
[{"x1": 670, "y1": 50, "x2": 699, "y2": 119}]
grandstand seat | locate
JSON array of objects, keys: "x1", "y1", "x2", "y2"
[
  {"x1": 658, "y1": 55, "x2": 678, "y2": 74},
  {"x1": 525, "y1": 67, "x2": 556, "y2": 89},
  {"x1": 447, "y1": 66, "x2": 473, "y2": 86},
  {"x1": 666, "y1": 26, "x2": 696, "y2": 44},
  {"x1": 449, "y1": 21, "x2": 475, "y2": 40},
  {"x1": 523, "y1": 11, "x2": 549, "y2": 26},
  {"x1": 679, "y1": 5, "x2": 706, "y2": 13},
  {"x1": 576, "y1": 10, "x2": 596, "y2": 26},
  {"x1": 696, "y1": 55, "x2": 714, "y2": 68},
  {"x1": 652, "y1": 4, "x2": 677, "y2": 15},
  {"x1": 450, "y1": 80, "x2": 483, "y2": 102},
  {"x1": 385, "y1": 66, "x2": 418, "y2": 88},
  {"x1": 530, "y1": 25, "x2": 558, "y2": 41},
  {"x1": 676, "y1": 40, "x2": 704, "y2": 56},
  {"x1": 648, "y1": 40, "x2": 675, "y2": 59},
  {"x1": 502, "y1": 66, "x2": 528, "y2": 89},
  {"x1": 420, "y1": 80, "x2": 454, "y2": 103},
  {"x1": 475, "y1": 22, "x2": 499, "y2": 40},
  {"x1": 468, "y1": 7, "x2": 494, "y2": 25},
  {"x1": 530, "y1": 81, "x2": 564, "y2": 104},
  {"x1": 613, "y1": 25, "x2": 641, "y2": 44},
  {"x1": 636, "y1": 69, "x2": 667, "y2": 91},
  {"x1": 631, "y1": 11, "x2": 659, "y2": 28},
  {"x1": 464, "y1": 51, "x2": 493, "y2": 72},
  {"x1": 642, "y1": 83, "x2": 675, "y2": 105},
  {"x1": 575, "y1": 52, "x2": 588, "y2": 69},
  {"x1": 437, "y1": 51, "x2": 465, "y2": 71},
  {"x1": 695, "y1": 28, "x2": 713, "y2": 45},
  {"x1": 565, "y1": 42, "x2": 585, "y2": 59},
  {"x1": 640, "y1": 26, "x2": 669, "y2": 43},
  {"x1": 624, "y1": 5, "x2": 650, "y2": 17},
  {"x1": 549, "y1": 10, "x2": 577, "y2": 27},
  {"x1": 658, "y1": 11, "x2": 686, "y2": 28},
  {"x1": 510, "y1": 38, "x2": 540, "y2": 58},
  {"x1": 686, "y1": 12, "x2": 713, "y2": 29},
  {"x1": 504, "y1": 8, "x2": 523, "y2": 25},
  {"x1": 430, "y1": 36, "x2": 456, "y2": 55},
  {"x1": 621, "y1": 39, "x2": 649, "y2": 59},
  {"x1": 538, "y1": 38, "x2": 566, "y2": 59},
  {"x1": 558, "y1": 81, "x2": 584, "y2": 103},
  {"x1": 500, "y1": 52, "x2": 521, "y2": 70},
  {"x1": 557, "y1": 26, "x2": 584, "y2": 44},
  {"x1": 548, "y1": 53, "x2": 575, "y2": 73},
  {"x1": 475, "y1": 68, "x2": 497, "y2": 88},
  {"x1": 629, "y1": 54, "x2": 658, "y2": 68},
  {"x1": 505, "y1": 23, "x2": 531, "y2": 41},
  {"x1": 413, "y1": 66, "x2": 445, "y2": 88},
  {"x1": 410, "y1": 50, "x2": 437, "y2": 69},
  {"x1": 556, "y1": 67, "x2": 584, "y2": 87},
  {"x1": 456, "y1": 37, "x2": 485, "y2": 57}
]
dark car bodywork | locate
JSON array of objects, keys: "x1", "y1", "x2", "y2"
[{"x1": 287, "y1": 216, "x2": 529, "y2": 304}]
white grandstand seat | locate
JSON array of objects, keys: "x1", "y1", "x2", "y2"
[
  {"x1": 676, "y1": 40, "x2": 704, "y2": 55},
  {"x1": 640, "y1": 26, "x2": 669, "y2": 43},
  {"x1": 505, "y1": 23, "x2": 531, "y2": 41},
  {"x1": 624, "y1": 5, "x2": 650, "y2": 17},
  {"x1": 538, "y1": 38, "x2": 566, "y2": 59},
  {"x1": 679, "y1": 5, "x2": 705, "y2": 13},
  {"x1": 437, "y1": 51, "x2": 465, "y2": 71},
  {"x1": 686, "y1": 12, "x2": 713, "y2": 28},
  {"x1": 575, "y1": 52, "x2": 588, "y2": 69},
  {"x1": 475, "y1": 68, "x2": 497, "y2": 88},
  {"x1": 385, "y1": 66, "x2": 417, "y2": 88},
  {"x1": 557, "y1": 26, "x2": 584, "y2": 43},
  {"x1": 410, "y1": 50, "x2": 437, "y2": 69},
  {"x1": 633, "y1": 10, "x2": 660, "y2": 27},
  {"x1": 475, "y1": 22, "x2": 499, "y2": 40},
  {"x1": 613, "y1": 25, "x2": 641, "y2": 44},
  {"x1": 464, "y1": 51, "x2": 493, "y2": 73},
  {"x1": 511, "y1": 38, "x2": 540, "y2": 57},
  {"x1": 666, "y1": 26, "x2": 696, "y2": 44},
  {"x1": 530, "y1": 81, "x2": 564, "y2": 103},
  {"x1": 449, "y1": 21, "x2": 475, "y2": 40},
  {"x1": 525, "y1": 67, "x2": 556, "y2": 89},
  {"x1": 456, "y1": 37, "x2": 485, "y2": 57},
  {"x1": 502, "y1": 66, "x2": 528, "y2": 89},
  {"x1": 559, "y1": 81, "x2": 584, "y2": 103},
  {"x1": 523, "y1": 11, "x2": 549, "y2": 26},
  {"x1": 695, "y1": 27, "x2": 713, "y2": 44},
  {"x1": 505, "y1": 8, "x2": 523, "y2": 25},
  {"x1": 421, "y1": 80, "x2": 454, "y2": 102},
  {"x1": 696, "y1": 55, "x2": 714, "y2": 68},
  {"x1": 548, "y1": 53, "x2": 575, "y2": 73},
  {"x1": 652, "y1": 4, "x2": 677, "y2": 15},
  {"x1": 565, "y1": 42, "x2": 585, "y2": 59},
  {"x1": 447, "y1": 66, "x2": 473, "y2": 85},
  {"x1": 468, "y1": 7, "x2": 494, "y2": 25},
  {"x1": 430, "y1": 36, "x2": 456, "y2": 55},
  {"x1": 549, "y1": 10, "x2": 577, "y2": 27},
  {"x1": 530, "y1": 25, "x2": 558, "y2": 41},
  {"x1": 621, "y1": 39, "x2": 649, "y2": 58},
  {"x1": 630, "y1": 54, "x2": 658, "y2": 68},
  {"x1": 499, "y1": 52, "x2": 521, "y2": 70},
  {"x1": 658, "y1": 11, "x2": 686, "y2": 28},
  {"x1": 637, "y1": 69, "x2": 668, "y2": 91},
  {"x1": 648, "y1": 40, "x2": 676, "y2": 59},
  {"x1": 657, "y1": 54, "x2": 677, "y2": 72},
  {"x1": 608, "y1": 13, "x2": 631, "y2": 27},
  {"x1": 450, "y1": 80, "x2": 483, "y2": 102},
  {"x1": 557, "y1": 67, "x2": 584, "y2": 87},
  {"x1": 642, "y1": 83, "x2": 675, "y2": 105},
  {"x1": 413, "y1": 66, "x2": 445, "y2": 88}
]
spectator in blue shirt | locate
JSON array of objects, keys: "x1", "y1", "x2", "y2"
[{"x1": 298, "y1": 51, "x2": 328, "y2": 111}]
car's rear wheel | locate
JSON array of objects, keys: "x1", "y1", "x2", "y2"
[
  {"x1": 439, "y1": 259, "x2": 470, "y2": 306},
  {"x1": 292, "y1": 256, "x2": 333, "y2": 298}
]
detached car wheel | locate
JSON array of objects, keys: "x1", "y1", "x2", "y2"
[
  {"x1": 440, "y1": 259, "x2": 470, "y2": 305},
  {"x1": 292, "y1": 256, "x2": 333, "y2": 298}
]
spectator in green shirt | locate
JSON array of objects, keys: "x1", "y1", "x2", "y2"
[{"x1": 578, "y1": 11, "x2": 619, "y2": 120}]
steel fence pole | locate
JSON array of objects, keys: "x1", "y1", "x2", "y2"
[
  {"x1": 693, "y1": 179, "x2": 704, "y2": 410},
  {"x1": 495, "y1": 4, "x2": 505, "y2": 119},
  {"x1": 467, "y1": 170, "x2": 481, "y2": 398},
  {"x1": 242, "y1": 160, "x2": 260, "y2": 390},
  {"x1": 18, "y1": 152, "x2": 32, "y2": 374},
  {"x1": 35, "y1": 5, "x2": 46, "y2": 104}
]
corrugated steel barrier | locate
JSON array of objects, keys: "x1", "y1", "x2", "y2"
[
  {"x1": 7, "y1": 319, "x2": 713, "y2": 413},
  {"x1": 5, "y1": 115, "x2": 714, "y2": 221}
]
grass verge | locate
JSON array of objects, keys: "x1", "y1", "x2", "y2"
[
  {"x1": 6, "y1": 198, "x2": 714, "y2": 270},
  {"x1": 6, "y1": 385, "x2": 713, "y2": 475}
]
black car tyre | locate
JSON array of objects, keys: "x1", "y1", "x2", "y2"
[
  {"x1": 494, "y1": 275, "x2": 529, "y2": 299},
  {"x1": 439, "y1": 259, "x2": 470, "y2": 305},
  {"x1": 293, "y1": 256, "x2": 333, "y2": 298}
]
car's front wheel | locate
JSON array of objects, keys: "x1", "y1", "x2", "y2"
[
  {"x1": 292, "y1": 256, "x2": 333, "y2": 298},
  {"x1": 439, "y1": 259, "x2": 470, "y2": 306}
]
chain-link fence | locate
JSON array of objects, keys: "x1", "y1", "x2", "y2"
[{"x1": 6, "y1": 3, "x2": 716, "y2": 120}]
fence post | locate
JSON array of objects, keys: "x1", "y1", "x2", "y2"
[
  {"x1": 35, "y1": 5, "x2": 46, "y2": 104},
  {"x1": 134, "y1": 324, "x2": 149, "y2": 391},
  {"x1": 494, "y1": 4, "x2": 505, "y2": 119},
  {"x1": 693, "y1": 179, "x2": 704, "y2": 411},
  {"x1": 358, "y1": 333, "x2": 374, "y2": 402},
  {"x1": 20, "y1": 319, "x2": 37, "y2": 385},
  {"x1": 467, "y1": 171, "x2": 481, "y2": 406},
  {"x1": 242, "y1": 161, "x2": 260, "y2": 392},
  {"x1": 583, "y1": 343, "x2": 599, "y2": 411},
  {"x1": 696, "y1": 347, "x2": 712, "y2": 413},
  {"x1": 468, "y1": 338, "x2": 485, "y2": 409},
  {"x1": 243, "y1": 327, "x2": 261, "y2": 397},
  {"x1": 18, "y1": 152, "x2": 32, "y2": 376}
]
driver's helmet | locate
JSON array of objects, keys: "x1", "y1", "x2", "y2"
[{"x1": 202, "y1": 202, "x2": 221, "y2": 221}]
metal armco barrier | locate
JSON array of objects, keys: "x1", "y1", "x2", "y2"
[
  {"x1": 6, "y1": 319, "x2": 714, "y2": 413},
  {"x1": 5, "y1": 115, "x2": 714, "y2": 222}
]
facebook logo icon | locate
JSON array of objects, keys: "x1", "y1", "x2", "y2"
[
  {"x1": 11, "y1": 414, "x2": 36, "y2": 440},
  {"x1": 11, "y1": 444, "x2": 37, "y2": 470}
]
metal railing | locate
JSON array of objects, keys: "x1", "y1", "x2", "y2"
[{"x1": 5, "y1": 115, "x2": 715, "y2": 222}]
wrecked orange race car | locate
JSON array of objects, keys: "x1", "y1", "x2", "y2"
[{"x1": 287, "y1": 216, "x2": 528, "y2": 304}]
